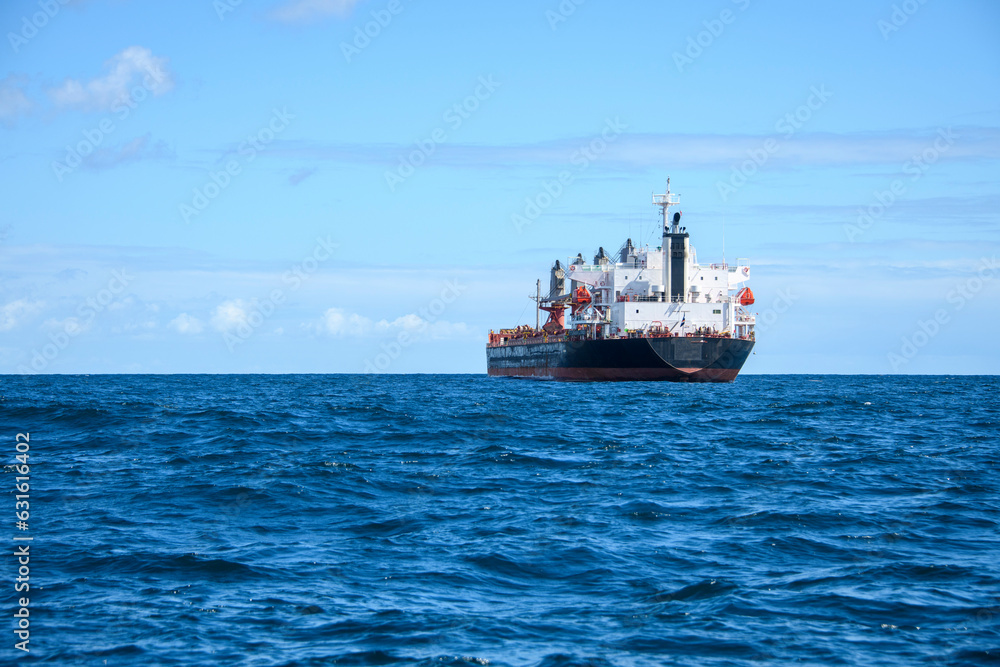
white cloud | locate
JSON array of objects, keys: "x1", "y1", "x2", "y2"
[
  {"x1": 318, "y1": 307, "x2": 472, "y2": 340},
  {"x1": 169, "y1": 313, "x2": 204, "y2": 335},
  {"x1": 321, "y1": 307, "x2": 374, "y2": 336},
  {"x1": 270, "y1": 0, "x2": 363, "y2": 23},
  {"x1": 376, "y1": 313, "x2": 422, "y2": 332},
  {"x1": 211, "y1": 300, "x2": 249, "y2": 332},
  {"x1": 49, "y1": 46, "x2": 174, "y2": 112},
  {"x1": 0, "y1": 75, "x2": 32, "y2": 126},
  {"x1": 0, "y1": 300, "x2": 42, "y2": 331}
]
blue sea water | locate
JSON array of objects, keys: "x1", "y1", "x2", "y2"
[{"x1": 1, "y1": 374, "x2": 998, "y2": 666}]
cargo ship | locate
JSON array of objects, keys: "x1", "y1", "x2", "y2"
[{"x1": 487, "y1": 180, "x2": 756, "y2": 382}]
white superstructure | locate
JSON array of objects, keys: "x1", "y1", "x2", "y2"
[{"x1": 542, "y1": 180, "x2": 756, "y2": 341}]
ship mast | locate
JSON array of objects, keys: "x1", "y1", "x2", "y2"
[
  {"x1": 652, "y1": 178, "x2": 684, "y2": 303},
  {"x1": 535, "y1": 279, "x2": 540, "y2": 330},
  {"x1": 652, "y1": 177, "x2": 681, "y2": 232}
]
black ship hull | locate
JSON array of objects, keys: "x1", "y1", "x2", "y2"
[{"x1": 486, "y1": 336, "x2": 754, "y2": 382}]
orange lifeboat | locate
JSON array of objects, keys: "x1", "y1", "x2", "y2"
[
  {"x1": 571, "y1": 286, "x2": 592, "y2": 315},
  {"x1": 737, "y1": 287, "x2": 755, "y2": 306}
]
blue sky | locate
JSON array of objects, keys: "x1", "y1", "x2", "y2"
[{"x1": 1, "y1": 0, "x2": 998, "y2": 374}]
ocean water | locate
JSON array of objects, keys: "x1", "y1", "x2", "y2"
[{"x1": 2, "y1": 374, "x2": 998, "y2": 666}]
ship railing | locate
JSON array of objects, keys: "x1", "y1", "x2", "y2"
[
  {"x1": 617, "y1": 295, "x2": 745, "y2": 304},
  {"x1": 617, "y1": 295, "x2": 664, "y2": 302},
  {"x1": 488, "y1": 330, "x2": 757, "y2": 346}
]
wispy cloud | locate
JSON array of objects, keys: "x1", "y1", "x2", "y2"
[
  {"x1": 269, "y1": 0, "x2": 363, "y2": 23},
  {"x1": 744, "y1": 240, "x2": 1000, "y2": 279},
  {"x1": 288, "y1": 167, "x2": 317, "y2": 186},
  {"x1": 42, "y1": 315, "x2": 90, "y2": 336},
  {"x1": 0, "y1": 75, "x2": 33, "y2": 126},
  {"x1": 48, "y1": 46, "x2": 174, "y2": 112},
  {"x1": 734, "y1": 194, "x2": 1000, "y2": 230},
  {"x1": 265, "y1": 126, "x2": 1000, "y2": 171},
  {"x1": 84, "y1": 133, "x2": 174, "y2": 170}
]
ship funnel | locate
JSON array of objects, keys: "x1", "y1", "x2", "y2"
[{"x1": 654, "y1": 180, "x2": 688, "y2": 302}]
